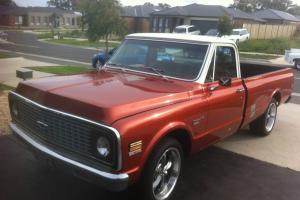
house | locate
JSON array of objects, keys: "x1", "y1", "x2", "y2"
[
  {"x1": 122, "y1": 5, "x2": 161, "y2": 33},
  {"x1": 150, "y1": 4, "x2": 264, "y2": 34},
  {"x1": 0, "y1": 6, "x2": 81, "y2": 28},
  {"x1": 251, "y1": 9, "x2": 300, "y2": 24}
]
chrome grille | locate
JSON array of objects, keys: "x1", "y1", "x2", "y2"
[{"x1": 9, "y1": 92, "x2": 118, "y2": 169}]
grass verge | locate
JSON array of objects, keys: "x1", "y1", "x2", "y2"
[
  {"x1": 28, "y1": 66, "x2": 94, "y2": 75},
  {"x1": 238, "y1": 38, "x2": 300, "y2": 55},
  {"x1": 0, "y1": 52, "x2": 17, "y2": 59},
  {"x1": 239, "y1": 53, "x2": 279, "y2": 60},
  {"x1": 0, "y1": 83, "x2": 14, "y2": 93},
  {"x1": 45, "y1": 38, "x2": 119, "y2": 49}
]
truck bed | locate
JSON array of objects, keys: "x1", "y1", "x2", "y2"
[
  {"x1": 240, "y1": 62, "x2": 294, "y2": 128},
  {"x1": 240, "y1": 62, "x2": 285, "y2": 78}
]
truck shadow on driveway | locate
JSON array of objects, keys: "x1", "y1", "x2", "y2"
[{"x1": 0, "y1": 135, "x2": 300, "y2": 200}]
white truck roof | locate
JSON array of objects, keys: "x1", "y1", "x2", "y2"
[{"x1": 127, "y1": 33, "x2": 236, "y2": 45}]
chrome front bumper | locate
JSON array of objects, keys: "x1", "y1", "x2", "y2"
[{"x1": 10, "y1": 123, "x2": 129, "y2": 191}]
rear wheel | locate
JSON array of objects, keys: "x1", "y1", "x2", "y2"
[
  {"x1": 250, "y1": 99, "x2": 278, "y2": 136},
  {"x1": 139, "y1": 138, "x2": 183, "y2": 200},
  {"x1": 294, "y1": 59, "x2": 300, "y2": 70}
]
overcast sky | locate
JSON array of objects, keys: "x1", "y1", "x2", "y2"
[{"x1": 14, "y1": 0, "x2": 300, "y2": 7}]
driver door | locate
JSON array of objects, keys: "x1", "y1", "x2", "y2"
[{"x1": 205, "y1": 45, "x2": 246, "y2": 139}]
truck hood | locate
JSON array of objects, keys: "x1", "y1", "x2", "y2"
[{"x1": 16, "y1": 70, "x2": 194, "y2": 125}]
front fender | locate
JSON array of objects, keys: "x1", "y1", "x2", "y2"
[{"x1": 112, "y1": 106, "x2": 195, "y2": 183}]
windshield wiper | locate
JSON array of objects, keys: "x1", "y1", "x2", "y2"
[
  {"x1": 129, "y1": 65, "x2": 168, "y2": 80},
  {"x1": 105, "y1": 63, "x2": 127, "y2": 72}
]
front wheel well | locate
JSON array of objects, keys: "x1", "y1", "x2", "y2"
[{"x1": 164, "y1": 129, "x2": 192, "y2": 157}]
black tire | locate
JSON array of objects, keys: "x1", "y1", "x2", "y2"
[
  {"x1": 294, "y1": 59, "x2": 300, "y2": 70},
  {"x1": 139, "y1": 138, "x2": 183, "y2": 200},
  {"x1": 250, "y1": 98, "x2": 278, "y2": 136}
]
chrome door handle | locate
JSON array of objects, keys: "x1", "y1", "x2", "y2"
[{"x1": 236, "y1": 88, "x2": 245, "y2": 93}]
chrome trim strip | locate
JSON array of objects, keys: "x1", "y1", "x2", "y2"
[
  {"x1": 9, "y1": 91, "x2": 123, "y2": 171},
  {"x1": 10, "y1": 122, "x2": 129, "y2": 180}
]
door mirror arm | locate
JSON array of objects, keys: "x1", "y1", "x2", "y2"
[{"x1": 219, "y1": 77, "x2": 232, "y2": 87}]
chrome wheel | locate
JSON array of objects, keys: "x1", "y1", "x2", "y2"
[
  {"x1": 152, "y1": 147, "x2": 181, "y2": 200},
  {"x1": 265, "y1": 102, "x2": 277, "y2": 132}
]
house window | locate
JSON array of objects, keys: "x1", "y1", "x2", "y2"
[
  {"x1": 67, "y1": 17, "x2": 71, "y2": 25},
  {"x1": 37, "y1": 16, "x2": 41, "y2": 25},
  {"x1": 165, "y1": 18, "x2": 170, "y2": 33},
  {"x1": 31, "y1": 16, "x2": 35, "y2": 25},
  {"x1": 15, "y1": 16, "x2": 22, "y2": 25},
  {"x1": 44, "y1": 16, "x2": 48, "y2": 25},
  {"x1": 62, "y1": 17, "x2": 65, "y2": 25},
  {"x1": 165, "y1": 18, "x2": 169, "y2": 28},
  {"x1": 72, "y1": 18, "x2": 75, "y2": 25},
  {"x1": 153, "y1": 17, "x2": 157, "y2": 32},
  {"x1": 159, "y1": 18, "x2": 163, "y2": 27}
]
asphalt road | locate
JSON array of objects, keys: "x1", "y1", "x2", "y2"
[
  {"x1": 1, "y1": 134, "x2": 300, "y2": 200},
  {"x1": 0, "y1": 31, "x2": 98, "y2": 66}
]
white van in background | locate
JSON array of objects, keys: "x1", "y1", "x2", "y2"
[{"x1": 173, "y1": 25, "x2": 201, "y2": 35}]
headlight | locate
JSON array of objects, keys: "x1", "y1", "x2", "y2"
[
  {"x1": 11, "y1": 102, "x2": 18, "y2": 117},
  {"x1": 96, "y1": 136, "x2": 111, "y2": 157}
]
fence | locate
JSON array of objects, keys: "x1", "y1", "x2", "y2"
[{"x1": 243, "y1": 23, "x2": 297, "y2": 39}]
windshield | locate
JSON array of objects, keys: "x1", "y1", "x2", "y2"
[
  {"x1": 174, "y1": 28, "x2": 186, "y2": 33},
  {"x1": 231, "y1": 31, "x2": 240, "y2": 35},
  {"x1": 107, "y1": 39, "x2": 209, "y2": 80},
  {"x1": 206, "y1": 29, "x2": 218, "y2": 36}
]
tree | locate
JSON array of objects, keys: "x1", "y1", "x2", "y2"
[
  {"x1": 218, "y1": 16, "x2": 233, "y2": 36},
  {"x1": 288, "y1": 4, "x2": 300, "y2": 15},
  {"x1": 144, "y1": 2, "x2": 154, "y2": 7},
  {"x1": 0, "y1": 0, "x2": 16, "y2": 6},
  {"x1": 81, "y1": 0, "x2": 126, "y2": 53},
  {"x1": 232, "y1": 0, "x2": 293, "y2": 13},
  {"x1": 158, "y1": 3, "x2": 171, "y2": 9},
  {"x1": 47, "y1": 0, "x2": 75, "y2": 10}
]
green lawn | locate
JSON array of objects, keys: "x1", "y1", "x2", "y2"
[
  {"x1": 238, "y1": 38, "x2": 300, "y2": 55},
  {"x1": 45, "y1": 38, "x2": 120, "y2": 49},
  {"x1": 0, "y1": 52, "x2": 17, "y2": 59},
  {"x1": 0, "y1": 83, "x2": 14, "y2": 93},
  {"x1": 28, "y1": 66, "x2": 94, "y2": 75},
  {"x1": 239, "y1": 53, "x2": 279, "y2": 60}
]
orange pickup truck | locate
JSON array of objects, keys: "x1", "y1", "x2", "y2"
[{"x1": 9, "y1": 33, "x2": 293, "y2": 200}]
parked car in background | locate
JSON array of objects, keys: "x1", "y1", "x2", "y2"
[
  {"x1": 223, "y1": 28, "x2": 250, "y2": 43},
  {"x1": 9, "y1": 33, "x2": 293, "y2": 200},
  {"x1": 92, "y1": 48, "x2": 118, "y2": 68},
  {"x1": 173, "y1": 25, "x2": 201, "y2": 35},
  {"x1": 0, "y1": 31, "x2": 8, "y2": 40},
  {"x1": 205, "y1": 29, "x2": 221, "y2": 37},
  {"x1": 285, "y1": 48, "x2": 300, "y2": 70}
]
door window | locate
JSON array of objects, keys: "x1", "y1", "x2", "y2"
[
  {"x1": 215, "y1": 46, "x2": 237, "y2": 80},
  {"x1": 205, "y1": 46, "x2": 237, "y2": 82}
]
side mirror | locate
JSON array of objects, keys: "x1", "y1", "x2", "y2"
[{"x1": 219, "y1": 76, "x2": 232, "y2": 87}]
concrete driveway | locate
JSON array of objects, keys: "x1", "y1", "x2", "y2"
[
  {"x1": 0, "y1": 101, "x2": 299, "y2": 200},
  {"x1": 1, "y1": 134, "x2": 300, "y2": 200}
]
